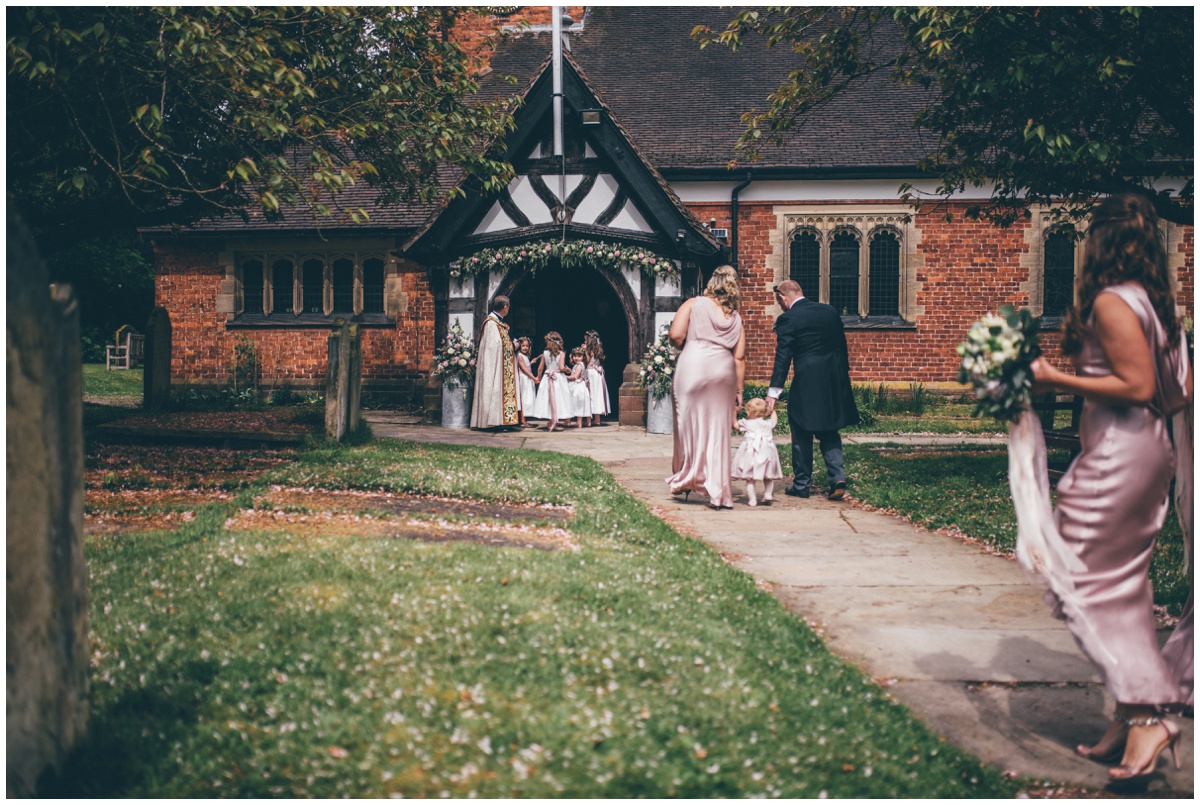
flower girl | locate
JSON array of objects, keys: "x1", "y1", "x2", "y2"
[
  {"x1": 531, "y1": 332, "x2": 569, "y2": 431},
  {"x1": 566, "y1": 347, "x2": 591, "y2": 428},
  {"x1": 515, "y1": 337, "x2": 539, "y2": 428},
  {"x1": 584, "y1": 330, "x2": 610, "y2": 426},
  {"x1": 731, "y1": 398, "x2": 783, "y2": 506}
]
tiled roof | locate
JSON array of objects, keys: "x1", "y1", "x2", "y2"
[
  {"x1": 482, "y1": 7, "x2": 936, "y2": 171},
  {"x1": 149, "y1": 8, "x2": 933, "y2": 238},
  {"x1": 141, "y1": 152, "x2": 462, "y2": 236}
]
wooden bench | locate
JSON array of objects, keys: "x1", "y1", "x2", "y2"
[
  {"x1": 1031, "y1": 392, "x2": 1083, "y2": 480},
  {"x1": 106, "y1": 328, "x2": 145, "y2": 370}
]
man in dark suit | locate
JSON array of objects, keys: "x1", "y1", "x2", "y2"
[{"x1": 765, "y1": 279, "x2": 860, "y2": 500}]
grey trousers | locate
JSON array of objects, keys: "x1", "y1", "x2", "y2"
[{"x1": 788, "y1": 418, "x2": 845, "y2": 493}]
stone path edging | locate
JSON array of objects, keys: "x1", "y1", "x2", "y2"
[{"x1": 363, "y1": 414, "x2": 1192, "y2": 795}]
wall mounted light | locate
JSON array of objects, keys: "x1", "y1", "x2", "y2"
[{"x1": 580, "y1": 109, "x2": 602, "y2": 125}]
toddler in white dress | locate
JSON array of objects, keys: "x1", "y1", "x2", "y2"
[
  {"x1": 731, "y1": 397, "x2": 784, "y2": 506},
  {"x1": 584, "y1": 330, "x2": 610, "y2": 425},
  {"x1": 566, "y1": 347, "x2": 591, "y2": 427},
  {"x1": 515, "y1": 337, "x2": 538, "y2": 427}
]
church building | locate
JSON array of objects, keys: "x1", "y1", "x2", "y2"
[{"x1": 144, "y1": 7, "x2": 1194, "y2": 421}]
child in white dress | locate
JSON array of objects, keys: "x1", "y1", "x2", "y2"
[
  {"x1": 566, "y1": 347, "x2": 591, "y2": 427},
  {"x1": 731, "y1": 397, "x2": 784, "y2": 506},
  {"x1": 515, "y1": 337, "x2": 538, "y2": 427},
  {"x1": 584, "y1": 330, "x2": 610, "y2": 426},
  {"x1": 531, "y1": 332, "x2": 568, "y2": 431}
]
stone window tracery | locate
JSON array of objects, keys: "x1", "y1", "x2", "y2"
[
  {"x1": 781, "y1": 211, "x2": 915, "y2": 322},
  {"x1": 233, "y1": 250, "x2": 392, "y2": 320}
]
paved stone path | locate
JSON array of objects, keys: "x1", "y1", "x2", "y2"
[{"x1": 366, "y1": 413, "x2": 1192, "y2": 794}]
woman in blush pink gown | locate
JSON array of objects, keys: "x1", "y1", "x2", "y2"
[
  {"x1": 1032, "y1": 193, "x2": 1192, "y2": 783},
  {"x1": 665, "y1": 265, "x2": 745, "y2": 509}
]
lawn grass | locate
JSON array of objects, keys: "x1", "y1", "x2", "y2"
[
  {"x1": 54, "y1": 438, "x2": 1019, "y2": 798},
  {"x1": 84, "y1": 363, "x2": 143, "y2": 399},
  {"x1": 784, "y1": 444, "x2": 1190, "y2": 617}
]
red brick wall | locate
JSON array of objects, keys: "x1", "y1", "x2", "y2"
[
  {"x1": 152, "y1": 205, "x2": 1193, "y2": 388},
  {"x1": 454, "y1": 6, "x2": 587, "y2": 67},
  {"x1": 1178, "y1": 226, "x2": 1194, "y2": 324},
  {"x1": 153, "y1": 243, "x2": 435, "y2": 386},
  {"x1": 684, "y1": 200, "x2": 1193, "y2": 384}
]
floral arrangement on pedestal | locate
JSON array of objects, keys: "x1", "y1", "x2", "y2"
[
  {"x1": 431, "y1": 320, "x2": 476, "y2": 386},
  {"x1": 956, "y1": 305, "x2": 1042, "y2": 421},
  {"x1": 637, "y1": 326, "x2": 678, "y2": 403},
  {"x1": 450, "y1": 239, "x2": 677, "y2": 281}
]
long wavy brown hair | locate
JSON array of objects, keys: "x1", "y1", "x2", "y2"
[
  {"x1": 703, "y1": 264, "x2": 741, "y2": 314},
  {"x1": 1061, "y1": 193, "x2": 1179, "y2": 355}
]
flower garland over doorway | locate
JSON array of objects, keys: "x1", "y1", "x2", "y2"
[{"x1": 449, "y1": 239, "x2": 678, "y2": 281}]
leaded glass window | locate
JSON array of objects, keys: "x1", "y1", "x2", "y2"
[
  {"x1": 332, "y1": 257, "x2": 355, "y2": 312},
  {"x1": 242, "y1": 258, "x2": 264, "y2": 314},
  {"x1": 302, "y1": 258, "x2": 325, "y2": 314},
  {"x1": 362, "y1": 257, "x2": 386, "y2": 314},
  {"x1": 868, "y1": 231, "x2": 900, "y2": 317},
  {"x1": 271, "y1": 258, "x2": 294, "y2": 314},
  {"x1": 828, "y1": 231, "x2": 860, "y2": 316},
  {"x1": 789, "y1": 231, "x2": 820, "y2": 298},
  {"x1": 1043, "y1": 230, "x2": 1075, "y2": 317}
]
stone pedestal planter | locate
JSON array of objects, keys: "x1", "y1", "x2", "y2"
[
  {"x1": 646, "y1": 391, "x2": 673, "y2": 434},
  {"x1": 441, "y1": 381, "x2": 472, "y2": 429}
]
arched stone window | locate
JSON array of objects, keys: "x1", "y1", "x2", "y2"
[
  {"x1": 241, "y1": 257, "x2": 265, "y2": 314},
  {"x1": 868, "y1": 230, "x2": 901, "y2": 317},
  {"x1": 301, "y1": 257, "x2": 325, "y2": 314},
  {"x1": 231, "y1": 248, "x2": 396, "y2": 324},
  {"x1": 828, "y1": 230, "x2": 860, "y2": 316},
  {"x1": 789, "y1": 229, "x2": 821, "y2": 297},
  {"x1": 331, "y1": 256, "x2": 355, "y2": 313},
  {"x1": 270, "y1": 258, "x2": 294, "y2": 315},
  {"x1": 1043, "y1": 229, "x2": 1075, "y2": 318},
  {"x1": 362, "y1": 257, "x2": 386, "y2": 314}
]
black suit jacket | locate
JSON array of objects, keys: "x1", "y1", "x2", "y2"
[{"x1": 769, "y1": 297, "x2": 860, "y2": 432}]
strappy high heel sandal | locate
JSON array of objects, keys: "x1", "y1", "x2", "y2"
[
  {"x1": 1076, "y1": 717, "x2": 1128, "y2": 763},
  {"x1": 1107, "y1": 715, "x2": 1181, "y2": 782},
  {"x1": 670, "y1": 488, "x2": 690, "y2": 502}
]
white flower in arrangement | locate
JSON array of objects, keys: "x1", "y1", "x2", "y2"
[
  {"x1": 654, "y1": 355, "x2": 663, "y2": 364},
  {"x1": 458, "y1": 358, "x2": 467, "y2": 367},
  {"x1": 664, "y1": 366, "x2": 673, "y2": 375},
  {"x1": 957, "y1": 305, "x2": 1043, "y2": 422}
]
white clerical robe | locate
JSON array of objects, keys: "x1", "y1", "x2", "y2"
[{"x1": 470, "y1": 313, "x2": 518, "y2": 428}]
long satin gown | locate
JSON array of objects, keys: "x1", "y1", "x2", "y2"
[
  {"x1": 666, "y1": 296, "x2": 743, "y2": 507},
  {"x1": 1052, "y1": 282, "x2": 1189, "y2": 705}
]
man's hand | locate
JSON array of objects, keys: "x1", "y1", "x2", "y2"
[{"x1": 765, "y1": 396, "x2": 776, "y2": 416}]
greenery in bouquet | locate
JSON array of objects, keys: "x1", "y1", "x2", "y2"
[
  {"x1": 449, "y1": 239, "x2": 678, "y2": 282},
  {"x1": 431, "y1": 320, "x2": 476, "y2": 386},
  {"x1": 637, "y1": 327, "x2": 678, "y2": 403},
  {"x1": 956, "y1": 305, "x2": 1042, "y2": 422}
]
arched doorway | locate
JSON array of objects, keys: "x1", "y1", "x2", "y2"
[{"x1": 504, "y1": 262, "x2": 633, "y2": 416}]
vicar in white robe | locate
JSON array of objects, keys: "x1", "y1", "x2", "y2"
[{"x1": 470, "y1": 295, "x2": 519, "y2": 429}]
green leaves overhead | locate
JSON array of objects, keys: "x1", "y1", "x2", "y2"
[
  {"x1": 693, "y1": 7, "x2": 1193, "y2": 226},
  {"x1": 7, "y1": 7, "x2": 519, "y2": 233}
]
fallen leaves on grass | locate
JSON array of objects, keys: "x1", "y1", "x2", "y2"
[{"x1": 225, "y1": 508, "x2": 580, "y2": 552}]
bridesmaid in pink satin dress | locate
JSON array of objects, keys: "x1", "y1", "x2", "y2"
[
  {"x1": 666, "y1": 265, "x2": 746, "y2": 509},
  {"x1": 1032, "y1": 193, "x2": 1192, "y2": 783}
]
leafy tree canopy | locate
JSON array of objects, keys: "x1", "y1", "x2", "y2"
[
  {"x1": 694, "y1": 7, "x2": 1193, "y2": 226},
  {"x1": 7, "y1": 6, "x2": 519, "y2": 241}
]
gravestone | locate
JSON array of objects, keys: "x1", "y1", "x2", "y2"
[
  {"x1": 6, "y1": 208, "x2": 89, "y2": 796},
  {"x1": 143, "y1": 306, "x2": 172, "y2": 410},
  {"x1": 325, "y1": 320, "x2": 362, "y2": 441}
]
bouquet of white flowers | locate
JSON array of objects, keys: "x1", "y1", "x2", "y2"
[
  {"x1": 637, "y1": 327, "x2": 677, "y2": 402},
  {"x1": 956, "y1": 305, "x2": 1042, "y2": 422},
  {"x1": 431, "y1": 320, "x2": 476, "y2": 386}
]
